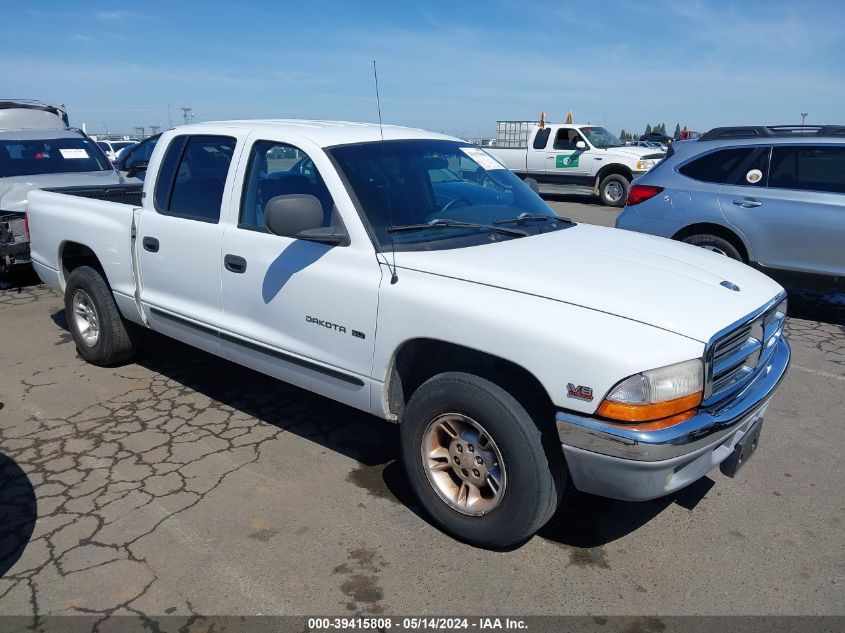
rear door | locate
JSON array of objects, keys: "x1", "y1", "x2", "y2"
[
  {"x1": 137, "y1": 133, "x2": 240, "y2": 355},
  {"x1": 718, "y1": 144, "x2": 845, "y2": 275}
]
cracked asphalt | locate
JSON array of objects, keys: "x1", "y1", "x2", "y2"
[{"x1": 0, "y1": 200, "x2": 843, "y2": 622}]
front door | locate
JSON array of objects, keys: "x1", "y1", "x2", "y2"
[
  {"x1": 219, "y1": 138, "x2": 381, "y2": 411},
  {"x1": 545, "y1": 127, "x2": 591, "y2": 185},
  {"x1": 137, "y1": 133, "x2": 239, "y2": 355}
]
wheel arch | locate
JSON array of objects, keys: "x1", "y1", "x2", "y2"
[
  {"x1": 671, "y1": 222, "x2": 751, "y2": 263},
  {"x1": 595, "y1": 163, "x2": 634, "y2": 185},
  {"x1": 58, "y1": 241, "x2": 108, "y2": 289},
  {"x1": 385, "y1": 338, "x2": 554, "y2": 422}
]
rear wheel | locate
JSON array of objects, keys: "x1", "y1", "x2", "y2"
[
  {"x1": 681, "y1": 234, "x2": 743, "y2": 261},
  {"x1": 599, "y1": 174, "x2": 629, "y2": 207},
  {"x1": 64, "y1": 265, "x2": 138, "y2": 366},
  {"x1": 400, "y1": 372, "x2": 566, "y2": 548}
]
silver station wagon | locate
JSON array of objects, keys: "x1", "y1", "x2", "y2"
[{"x1": 615, "y1": 125, "x2": 845, "y2": 286}]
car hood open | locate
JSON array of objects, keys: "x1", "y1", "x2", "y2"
[{"x1": 393, "y1": 223, "x2": 784, "y2": 343}]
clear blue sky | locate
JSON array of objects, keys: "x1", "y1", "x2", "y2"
[{"x1": 2, "y1": 0, "x2": 843, "y2": 138}]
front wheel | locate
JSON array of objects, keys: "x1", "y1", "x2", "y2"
[
  {"x1": 400, "y1": 372, "x2": 566, "y2": 548},
  {"x1": 599, "y1": 174, "x2": 629, "y2": 207}
]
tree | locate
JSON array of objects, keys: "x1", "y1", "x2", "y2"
[
  {"x1": 674, "y1": 123, "x2": 681, "y2": 139},
  {"x1": 645, "y1": 123, "x2": 652, "y2": 135},
  {"x1": 619, "y1": 129, "x2": 626, "y2": 142}
]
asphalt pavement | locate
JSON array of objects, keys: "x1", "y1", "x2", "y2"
[{"x1": 0, "y1": 197, "x2": 842, "y2": 621}]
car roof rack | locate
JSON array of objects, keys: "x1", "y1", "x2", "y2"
[{"x1": 701, "y1": 125, "x2": 845, "y2": 141}]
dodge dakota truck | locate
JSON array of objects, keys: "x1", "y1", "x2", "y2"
[
  {"x1": 486, "y1": 121, "x2": 665, "y2": 206},
  {"x1": 27, "y1": 120, "x2": 790, "y2": 548}
]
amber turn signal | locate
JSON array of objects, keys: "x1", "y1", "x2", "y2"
[{"x1": 597, "y1": 390, "x2": 702, "y2": 423}]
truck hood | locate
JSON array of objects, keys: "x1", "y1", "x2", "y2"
[
  {"x1": 0, "y1": 171, "x2": 122, "y2": 213},
  {"x1": 607, "y1": 146, "x2": 664, "y2": 160},
  {"x1": 393, "y1": 224, "x2": 784, "y2": 343}
]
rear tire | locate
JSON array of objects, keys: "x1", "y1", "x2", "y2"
[
  {"x1": 64, "y1": 265, "x2": 138, "y2": 366},
  {"x1": 599, "y1": 174, "x2": 629, "y2": 207},
  {"x1": 681, "y1": 234, "x2": 743, "y2": 261},
  {"x1": 400, "y1": 372, "x2": 566, "y2": 548}
]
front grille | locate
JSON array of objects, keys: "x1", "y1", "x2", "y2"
[{"x1": 705, "y1": 297, "x2": 787, "y2": 404}]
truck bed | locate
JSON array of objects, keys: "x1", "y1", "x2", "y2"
[
  {"x1": 26, "y1": 185, "x2": 142, "y2": 308},
  {"x1": 42, "y1": 183, "x2": 143, "y2": 207}
]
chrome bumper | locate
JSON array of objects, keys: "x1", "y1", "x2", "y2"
[
  {"x1": 555, "y1": 337, "x2": 790, "y2": 501},
  {"x1": 557, "y1": 337, "x2": 790, "y2": 462}
]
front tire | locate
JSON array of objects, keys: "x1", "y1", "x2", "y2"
[
  {"x1": 64, "y1": 265, "x2": 138, "y2": 366},
  {"x1": 400, "y1": 372, "x2": 566, "y2": 548},
  {"x1": 599, "y1": 174, "x2": 629, "y2": 207}
]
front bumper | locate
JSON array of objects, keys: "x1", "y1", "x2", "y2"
[{"x1": 555, "y1": 336, "x2": 790, "y2": 500}]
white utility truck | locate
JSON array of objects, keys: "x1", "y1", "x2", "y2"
[
  {"x1": 27, "y1": 120, "x2": 789, "y2": 548},
  {"x1": 486, "y1": 121, "x2": 665, "y2": 206}
]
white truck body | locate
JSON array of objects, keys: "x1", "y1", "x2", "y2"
[
  {"x1": 486, "y1": 121, "x2": 665, "y2": 206},
  {"x1": 26, "y1": 120, "x2": 790, "y2": 547}
]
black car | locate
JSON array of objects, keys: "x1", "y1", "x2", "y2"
[{"x1": 640, "y1": 131, "x2": 673, "y2": 144}]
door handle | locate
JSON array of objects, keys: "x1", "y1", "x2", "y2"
[
  {"x1": 142, "y1": 236, "x2": 159, "y2": 252},
  {"x1": 546, "y1": 155, "x2": 555, "y2": 160},
  {"x1": 733, "y1": 199, "x2": 762, "y2": 208},
  {"x1": 224, "y1": 254, "x2": 247, "y2": 273}
]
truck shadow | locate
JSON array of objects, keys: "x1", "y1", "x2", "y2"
[
  {"x1": 537, "y1": 476, "x2": 714, "y2": 550},
  {"x1": 0, "y1": 450, "x2": 38, "y2": 577},
  {"x1": 50, "y1": 311, "x2": 714, "y2": 549}
]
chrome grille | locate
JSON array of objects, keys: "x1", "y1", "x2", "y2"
[{"x1": 705, "y1": 296, "x2": 787, "y2": 404}]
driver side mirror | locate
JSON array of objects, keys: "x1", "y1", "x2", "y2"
[
  {"x1": 126, "y1": 161, "x2": 148, "y2": 178},
  {"x1": 264, "y1": 194, "x2": 348, "y2": 246},
  {"x1": 575, "y1": 140, "x2": 587, "y2": 150}
]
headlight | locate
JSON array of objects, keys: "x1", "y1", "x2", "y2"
[
  {"x1": 636, "y1": 159, "x2": 657, "y2": 170},
  {"x1": 597, "y1": 359, "x2": 703, "y2": 422}
]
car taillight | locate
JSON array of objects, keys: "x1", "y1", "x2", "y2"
[
  {"x1": 24, "y1": 212, "x2": 30, "y2": 239},
  {"x1": 626, "y1": 184, "x2": 664, "y2": 206}
]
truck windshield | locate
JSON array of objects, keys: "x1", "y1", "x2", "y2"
[
  {"x1": 581, "y1": 127, "x2": 623, "y2": 149},
  {"x1": 329, "y1": 139, "x2": 567, "y2": 250},
  {"x1": 0, "y1": 137, "x2": 112, "y2": 177}
]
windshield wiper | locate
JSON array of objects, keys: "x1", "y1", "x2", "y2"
[
  {"x1": 388, "y1": 218, "x2": 527, "y2": 237},
  {"x1": 493, "y1": 212, "x2": 573, "y2": 225}
]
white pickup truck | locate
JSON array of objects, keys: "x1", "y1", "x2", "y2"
[
  {"x1": 486, "y1": 121, "x2": 665, "y2": 206},
  {"x1": 27, "y1": 120, "x2": 790, "y2": 548}
]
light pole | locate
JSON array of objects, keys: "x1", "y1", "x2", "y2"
[{"x1": 800, "y1": 112, "x2": 808, "y2": 127}]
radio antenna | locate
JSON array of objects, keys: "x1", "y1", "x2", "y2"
[{"x1": 373, "y1": 60, "x2": 398, "y2": 284}]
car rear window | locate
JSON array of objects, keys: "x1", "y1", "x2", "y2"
[
  {"x1": 0, "y1": 136, "x2": 112, "y2": 177},
  {"x1": 769, "y1": 146, "x2": 845, "y2": 194},
  {"x1": 678, "y1": 147, "x2": 769, "y2": 187}
]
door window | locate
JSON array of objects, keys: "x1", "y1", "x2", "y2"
[
  {"x1": 239, "y1": 141, "x2": 335, "y2": 231},
  {"x1": 769, "y1": 146, "x2": 845, "y2": 194},
  {"x1": 679, "y1": 147, "x2": 769, "y2": 186},
  {"x1": 553, "y1": 129, "x2": 584, "y2": 150},
  {"x1": 153, "y1": 135, "x2": 236, "y2": 222},
  {"x1": 532, "y1": 128, "x2": 551, "y2": 149}
]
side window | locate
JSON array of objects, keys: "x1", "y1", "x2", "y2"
[
  {"x1": 679, "y1": 147, "x2": 768, "y2": 186},
  {"x1": 533, "y1": 128, "x2": 551, "y2": 150},
  {"x1": 239, "y1": 140, "x2": 335, "y2": 231},
  {"x1": 769, "y1": 146, "x2": 845, "y2": 194},
  {"x1": 154, "y1": 135, "x2": 236, "y2": 223},
  {"x1": 553, "y1": 129, "x2": 582, "y2": 151}
]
